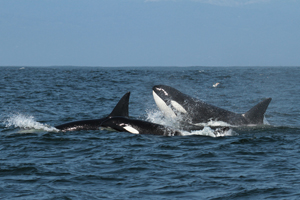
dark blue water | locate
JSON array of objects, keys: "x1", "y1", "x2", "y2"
[{"x1": 1, "y1": 66, "x2": 300, "y2": 199}]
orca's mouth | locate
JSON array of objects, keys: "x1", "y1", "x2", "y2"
[
  {"x1": 152, "y1": 90, "x2": 177, "y2": 118},
  {"x1": 152, "y1": 85, "x2": 169, "y2": 97},
  {"x1": 152, "y1": 87, "x2": 187, "y2": 115}
]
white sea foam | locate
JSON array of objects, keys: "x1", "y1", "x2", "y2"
[
  {"x1": 3, "y1": 113, "x2": 59, "y2": 133},
  {"x1": 146, "y1": 109, "x2": 236, "y2": 137},
  {"x1": 263, "y1": 117, "x2": 270, "y2": 125},
  {"x1": 146, "y1": 109, "x2": 176, "y2": 127},
  {"x1": 194, "y1": 119, "x2": 233, "y2": 127},
  {"x1": 181, "y1": 127, "x2": 235, "y2": 137}
]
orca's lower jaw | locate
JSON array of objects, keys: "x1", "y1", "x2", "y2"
[{"x1": 152, "y1": 90, "x2": 176, "y2": 119}]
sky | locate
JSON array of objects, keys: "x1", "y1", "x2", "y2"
[{"x1": 0, "y1": 0, "x2": 299, "y2": 67}]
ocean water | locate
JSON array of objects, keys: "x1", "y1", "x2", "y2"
[{"x1": 0, "y1": 66, "x2": 299, "y2": 199}]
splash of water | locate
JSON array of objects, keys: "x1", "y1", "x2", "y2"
[
  {"x1": 146, "y1": 109, "x2": 236, "y2": 137},
  {"x1": 194, "y1": 119, "x2": 233, "y2": 127},
  {"x1": 263, "y1": 117, "x2": 270, "y2": 125},
  {"x1": 181, "y1": 127, "x2": 235, "y2": 137},
  {"x1": 146, "y1": 109, "x2": 177, "y2": 127},
  {"x1": 3, "y1": 113, "x2": 59, "y2": 132}
]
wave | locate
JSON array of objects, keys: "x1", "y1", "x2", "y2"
[
  {"x1": 2, "y1": 113, "x2": 59, "y2": 133},
  {"x1": 3, "y1": 111, "x2": 295, "y2": 137}
]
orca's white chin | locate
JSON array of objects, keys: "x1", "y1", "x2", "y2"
[{"x1": 152, "y1": 91, "x2": 176, "y2": 118}]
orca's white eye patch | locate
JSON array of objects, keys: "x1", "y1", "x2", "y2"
[
  {"x1": 171, "y1": 100, "x2": 187, "y2": 114},
  {"x1": 122, "y1": 125, "x2": 139, "y2": 134}
]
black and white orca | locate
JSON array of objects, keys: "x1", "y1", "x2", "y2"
[
  {"x1": 100, "y1": 116, "x2": 231, "y2": 136},
  {"x1": 55, "y1": 92, "x2": 130, "y2": 131},
  {"x1": 152, "y1": 85, "x2": 272, "y2": 126},
  {"x1": 100, "y1": 116, "x2": 181, "y2": 136}
]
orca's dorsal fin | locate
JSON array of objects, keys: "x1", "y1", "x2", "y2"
[
  {"x1": 108, "y1": 92, "x2": 130, "y2": 117},
  {"x1": 244, "y1": 98, "x2": 272, "y2": 124}
]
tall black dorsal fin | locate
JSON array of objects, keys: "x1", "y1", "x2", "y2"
[
  {"x1": 108, "y1": 92, "x2": 130, "y2": 117},
  {"x1": 244, "y1": 98, "x2": 272, "y2": 124}
]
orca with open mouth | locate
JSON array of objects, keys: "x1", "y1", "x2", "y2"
[
  {"x1": 55, "y1": 92, "x2": 130, "y2": 132},
  {"x1": 152, "y1": 85, "x2": 272, "y2": 126}
]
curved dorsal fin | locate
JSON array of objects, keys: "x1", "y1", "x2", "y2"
[
  {"x1": 244, "y1": 98, "x2": 272, "y2": 124},
  {"x1": 108, "y1": 92, "x2": 130, "y2": 117}
]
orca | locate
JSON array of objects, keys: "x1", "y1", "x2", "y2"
[
  {"x1": 55, "y1": 92, "x2": 130, "y2": 132},
  {"x1": 100, "y1": 116, "x2": 230, "y2": 136},
  {"x1": 152, "y1": 85, "x2": 272, "y2": 126},
  {"x1": 101, "y1": 116, "x2": 181, "y2": 136}
]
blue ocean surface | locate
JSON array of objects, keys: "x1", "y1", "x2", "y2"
[{"x1": 0, "y1": 66, "x2": 300, "y2": 199}]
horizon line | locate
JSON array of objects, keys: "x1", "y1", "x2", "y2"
[{"x1": 0, "y1": 65, "x2": 299, "y2": 68}]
